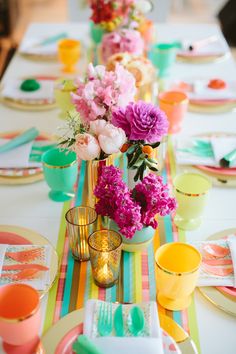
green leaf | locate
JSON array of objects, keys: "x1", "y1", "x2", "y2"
[
  {"x1": 127, "y1": 144, "x2": 137, "y2": 154},
  {"x1": 148, "y1": 165, "x2": 159, "y2": 172},
  {"x1": 147, "y1": 157, "x2": 158, "y2": 164},
  {"x1": 150, "y1": 142, "x2": 161, "y2": 149},
  {"x1": 139, "y1": 162, "x2": 146, "y2": 180},
  {"x1": 127, "y1": 149, "x2": 141, "y2": 168},
  {"x1": 134, "y1": 168, "x2": 140, "y2": 182}
]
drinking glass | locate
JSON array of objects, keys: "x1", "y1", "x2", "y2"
[
  {"x1": 88, "y1": 230, "x2": 122, "y2": 288},
  {"x1": 0, "y1": 284, "x2": 41, "y2": 353},
  {"x1": 173, "y1": 172, "x2": 212, "y2": 230},
  {"x1": 65, "y1": 206, "x2": 97, "y2": 261},
  {"x1": 58, "y1": 39, "x2": 81, "y2": 73},
  {"x1": 155, "y1": 242, "x2": 201, "y2": 310},
  {"x1": 159, "y1": 91, "x2": 189, "y2": 134},
  {"x1": 148, "y1": 43, "x2": 176, "y2": 78},
  {"x1": 42, "y1": 147, "x2": 78, "y2": 202}
]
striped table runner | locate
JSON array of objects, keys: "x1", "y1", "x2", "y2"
[{"x1": 43, "y1": 138, "x2": 201, "y2": 353}]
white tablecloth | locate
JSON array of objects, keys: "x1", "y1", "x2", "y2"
[{"x1": 0, "y1": 23, "x2": 236, "y2": 354}]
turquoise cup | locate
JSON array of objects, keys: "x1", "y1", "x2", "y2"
[
  {"x1": 148, "y1": 43, "x2": 177, "y2": 78},
  {"x1": 42, "y1": 148, "x2": 78, "y2": 202},
  {"x1": 90, "y1": 22, "x2": 105, "y2": 44}
]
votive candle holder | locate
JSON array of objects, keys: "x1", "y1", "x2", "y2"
[
  {"x1": 65, "y1": 206, "x2": 97, "y2": 261},
  {"x1": 88, "y1": 230, "x2": 122, "y2": 288}
]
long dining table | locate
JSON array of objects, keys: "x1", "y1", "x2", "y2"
[{"x1": 0, "y1": 22, "x2": 236, "y2": 354}]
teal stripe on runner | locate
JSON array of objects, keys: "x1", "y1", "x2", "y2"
[
  {"x1": 123, "y1": 252, "x2": 131, "y2": 303},
  {"x1": 173, "y1": 311, "x2": 182, "y2": 326},
  {"x1": 60, "y1": 251, "x2": 74, "y2": 317},
  {"x1": 147, "y1": 242, "x2": 156, "y2": 300},
  {"x1": 76, "y1": 160, "x2": 86, "y2": 206},
  {"x1": 61, "y1": 160, "x2": 87, "y2": 316}
]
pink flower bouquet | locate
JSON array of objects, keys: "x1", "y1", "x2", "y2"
[
  {"x1": 94, "y1": 165, "x2": 177, "y2": 239},
  {"x1": 59, "y1": 63, "x2": 136, "y2": 161},
  {"x1": 112, "y1": 100, "x2": 169, "y2": 181},
  {"x1": 101, "y1": 29, "x2": 144, "y2": 63}
]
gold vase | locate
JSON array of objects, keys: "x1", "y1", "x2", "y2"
[{"x1": 87, "y1": 155, "x2": 114, "y2": 208}]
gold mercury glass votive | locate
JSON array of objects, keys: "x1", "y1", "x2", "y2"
[
  {"x1": 88, "y1": 230, "x2": 122, "y2": 288},
  {"x1": 65, "y1": 206, "x2": 97, "y2": 261}
]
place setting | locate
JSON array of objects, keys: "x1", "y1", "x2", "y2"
[
  {"x1": 0, "y1": 127, "x2": 57, "y2": 185},
  {"x1": 170, "y1": 77, "x2": 236, "y2": 113},
  {"x1": 0, "y1": 76, "x2": 58, "y2": 111},
  {"x1": 174, "y1": 133, "x2": 236, "y2": 186}
]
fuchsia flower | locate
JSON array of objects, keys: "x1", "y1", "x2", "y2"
[
  {"x1": 112, "y1": 101, "x2": 169, "y2": 143},
  {"x1": 94, "y1": 165, "x2": 176, "y2": 239}
]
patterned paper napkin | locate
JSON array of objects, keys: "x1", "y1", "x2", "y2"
[
  {"x1": 191, "y1": 236, "x2": 236, "y2": 287},
  {"x1": 0, "y1": 244, "x2": 52, "y2": 291},
  {"x1": 178, "y1": 37, "x2": 228, "y2": 57},
  {"x1": 175, "y1": 136, "x2": 236, "y2": 167},
  {"x1": 83, "y1": 300, "x2": 165, "y2": 354}
]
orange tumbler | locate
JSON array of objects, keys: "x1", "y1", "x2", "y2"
[{"x1": 58, "y1": 39, "x2": 81, "y2": 73}]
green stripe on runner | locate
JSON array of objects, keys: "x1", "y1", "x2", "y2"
[
  {"x1": 42, "y1": 201, "x2": 70, "y2": 333},
  {"x1": 60, "y1": 251, "x2": 74, "y2": 317},
  {"x1": 188, "y1": 299, "x2": 201, "y2": 354}
]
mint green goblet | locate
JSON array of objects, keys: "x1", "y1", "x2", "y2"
[
  {"x1": 148, "y1": 43, "x2": 177, "y2": 78},
  {"x1": 42, "y1": 148, "x2": 78, "y2": 202}
]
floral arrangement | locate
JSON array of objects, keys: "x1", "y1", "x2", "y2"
[
  {"x1": 101, "y1": 28, "x2": 144, "y2": 63},
  {"x1": 94, "y1": 165, "x2": 177, "y2": 239},
  {"x1": 106, "y1": 53, "x2": 155, "y2": 87},
  {"x1": 59, "y1": 63, "x2": 136, "y2": 161},
  {"x1": 88, "y1": 0, "x2": 153, "y2": 32},
  {"x1": 112, "y1": 100, "x2": 169, "y2": 181}
]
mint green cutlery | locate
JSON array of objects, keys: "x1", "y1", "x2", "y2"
[
  {"x1": 36, "y1": 32, "x2": 68, "y2": 47},
  {"x1": 97, "y1": 302, "x2": 113, "y2": 336},
  {"x1": 127, "y1": 306, "x2": 145, "y2": 336},
  {"x1": 220, "y1": 148, "x2": 236, "y2": 168},
  {"x1": 72, "y1": 335, "x2": 104, "y2": 354},
  {"x1": 0, "y1": 127, "x2": 39, "y2": 154},
  {"x1": 114, "y1": 304, "x2": 124, "y2": 337}
]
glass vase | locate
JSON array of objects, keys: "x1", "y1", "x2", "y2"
[{"x1": 87, "y1": 155, "x2": 114, "y2": 208}]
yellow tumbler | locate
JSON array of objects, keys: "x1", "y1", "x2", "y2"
[
  {"x1": 155, "y1": 242, "x2": 201, "y2": 310},
  {"x1": 58, "y1": 39, "x2": 81, "y2": 73}
]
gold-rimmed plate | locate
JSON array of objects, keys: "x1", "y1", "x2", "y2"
[
  {"x1": 198, "y1": 228, "x2": 236, "y2": 317},
  {"x1": 189, "y1": 101, "x2": 236, "y2": 114},
  {"x1": 176, "y1": 52, "x2": 229, "y2": 64},
  {"x1": 0, "y1": 76, "x2": 57, "y2": 111},
  {"x1": 0, "y1": 225, "x2": 58, "y2": 299},
  {"x1": 41, "y1": 308, "x2": 182, "y2": 354},
  {"x1": 0, "y1": 130, "x2": 56, "y2": 185}
]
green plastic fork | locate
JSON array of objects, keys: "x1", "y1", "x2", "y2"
[{"x1": 97, "y1": 302, "x2": 113, "y2": 337}]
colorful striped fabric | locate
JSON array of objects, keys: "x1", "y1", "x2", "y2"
[{"x1": 43, "y1": 138, "x2": 201, "y2": 353}]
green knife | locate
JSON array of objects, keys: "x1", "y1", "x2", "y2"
[{"x1": 114, "y1": 304, "x2": 124, "y2": 337}]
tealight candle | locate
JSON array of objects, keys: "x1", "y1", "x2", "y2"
[{"x1": 88, "y1": 230, "x2": 122, "y2": 288}]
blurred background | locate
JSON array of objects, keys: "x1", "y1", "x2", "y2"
[{"x1": 0, "y1": 0, "x2": 235, "y2": 77}]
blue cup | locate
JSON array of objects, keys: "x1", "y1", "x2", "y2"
[
  {"x1": 42, "y1": 148, "x2": 78, "y2": 202},
  {"x1": 148, "y1": 43, "x2": 177, "y2": 78}
]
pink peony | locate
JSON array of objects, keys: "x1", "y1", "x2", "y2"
[
  {"x1": 74, "y1": 133, "x2": 100, "y2": 160},
  {"x1": 101, "y1": 29, "x2": 144, "y2": 63},
  {"x1": 89, "y1": 119, "x2": 108, "y2": 136},
  {"x1": 98, "y1": 124, "x2": 126, "y2": 154}
]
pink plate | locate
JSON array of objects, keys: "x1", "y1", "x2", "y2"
[
  {"x1": 0, "y1": 231, "x2": 31, "y2": 245},
  {"x1": 55, "y1": 324, "x2": 179, "y2": 354},
  {"x1": 216, "y1": 286, "x2": 236, "y2": 298},
  {"x1": 197, "y1": 165, "x2": 236, "y2": 176}
]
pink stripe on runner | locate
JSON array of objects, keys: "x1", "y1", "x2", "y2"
[
  {"x1": 181, "y1": 309, "x2": 190, "y2": 334},
  {"x1": 142, "y1": 252, "x2": 150, "y2": 301}
]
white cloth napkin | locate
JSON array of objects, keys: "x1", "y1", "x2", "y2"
[
  {"x1": 188, "y1": 80, "x2": 236, "y2": 101},
  {"x1": 0, "y1": 244, "x2": 52, "y2": 291},
  {"x1": 19, "y1": 38, "x2": 58, "y2": 56},
  {"x1": 2, "y1": 79, "x2": 54, "y2": 102},
  {"x1": 175, "y1": 136, "x2": 236, "y2": 167},
  {"x1": 191, "y1": 237, "x2": 236, "y2": 287},
  {"x1": 0, "y1": 139, "x2": 41, "y2": 168},
  {"x1": 178, "y1": 37, "x2": 228, "y2": 56},
  {"x1": 83, "y1": 300, "x2": 164, "y2": 354}
]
